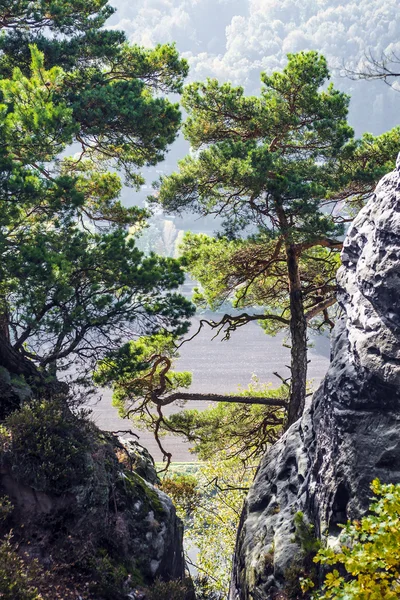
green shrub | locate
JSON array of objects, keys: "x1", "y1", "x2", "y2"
[
  {"x1": 315, "y1": 479, "x2": 400, "y2": 600},
  {"x1": 146, "y1": 578, "x2": 189, "y2": 600},
  {"x1": 160, "y1": 474, "x2": 200, "y2": 513},
  {"x1": 284, "y1": 512, "x2": 321, "y2": 598},
  {"x1": 5, "y1": 400, "x2": 93, "y2": 493},
  {"x1": 0, "y1": 496, "x2": 13, "y2": 523},
  {"x1": 87, "y1": 551, "x2": 131, "y2": 600},
  {"x1": 0, "y1": 535, "x2": 42, "y2": 600},
  {"x1": 193, "y1": 575, "x2": 224, "y2": 600},
  {"x1": 294, "y1": 512, "x2": 321, "y2": 556}
]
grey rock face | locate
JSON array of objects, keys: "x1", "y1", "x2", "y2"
[
  {"x1": 229, "y1": 162, "x2": 400, "y2": 600},
  {"x1": 119, "y1": 437, "x2": 160, "y2": 485}
]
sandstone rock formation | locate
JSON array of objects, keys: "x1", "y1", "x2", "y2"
[{"x1": 229, "y1": 160, "x2": 400, "y2": 600}]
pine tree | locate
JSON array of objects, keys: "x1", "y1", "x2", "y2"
[
  {"x1": 0, "y1": 3, "x2": 194, "y2": 411},
  {"x1": 155, "y1": 51, "x2": 400, "y2": 425}
]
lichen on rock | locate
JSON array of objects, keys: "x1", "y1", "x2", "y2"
[{"x1": 229, "y1": 159, "x2": 400, "y2": 600}]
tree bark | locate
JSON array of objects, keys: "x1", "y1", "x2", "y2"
[
  {"x1": 0, "y1": 300, "x2": 43, "y2": 416},
  {"x1": 155, "y1": 392, "x2": 288, "y2": 408},
  {"x1": 274, "y1": 199, "x2": 308, "y2": 427},
  {"x1": 0, "y1": 297, "x2": 10, "y2": 343},
  {"x1": 285, "y1": 243, "x2": 308, "y2": 427},
  {"x1": 0, "y1": 332, "x2": 41, "y2": 381},
  {"x1": 0, "y1": 315, "x2": 10, "y2": 343}
]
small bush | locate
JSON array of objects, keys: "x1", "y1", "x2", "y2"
[
  {"x1": 87, "y1": 552, "x2": 131, "y2": 600},
  {"x1": 5, "y1": 400, "x2": 93, "y2": 493},
  {"x1": 160, "y1": 474, "x2": 200, "y2": 513},
  {"x1": 294, "y1": 511, "x2": 321, "y2": 556},
  {"x1": 0, "y1": 496, "x2": 13, "y2": 523},
  {"x1": 146, "y1": 578, "x2": 189, "y2": 600},
  {"x1": 193, "y1": 575, "x2": 224, "y2": 600},
  {"x1": 0, "y1": 534, "x2": 42, "y2": 600},
  {"x1": 315, "y1": 479, "x2": 400, "y2": 599}
]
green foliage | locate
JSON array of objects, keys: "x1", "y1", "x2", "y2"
[
  {"x1": 0, "y1": 0, "x2": 113, "y2": 33},
  {"x1": 165, "y1": 378, "x2": 286, "y2": 462},
  {"x1": 163, "y1": 456, "x2": 256, "y2": 596},
  {"x1": 158, "y1": 48, "x2": 400, "y2": 244},
  {"x1": 182, "y1": 51, "x2": 351, "y2": 158},
  {"x1": 159, "y1": 51, "x2": 363, "y2": 222},
  {"x1": 0, "y1": 38, "x2": 188, "y2": 180},
  {"x1": 0, "y1": 1, "x2": 193, "y2": 385},
  {"x1": 0, "y1": 496, "x2": 13, "y2": 523},
  {"x1": 191, "y1": 457, "x2": 254, "y2": 595},
  {"x1": 87, "y1": 551, "x2": 137, "y2": 600},
  {"x1": 0, "y1": 45, "x2": 77, "y2": 161},
  {"x1": 94, "y1": 332, "x2": 192, "y2": 415},
  {"x1": 315, "y1": 479, "x2": 400, "y2": 600},
  {"x1": 0, "y1": 534, "x2": 42, "y2": 600},
  {"x1": 161, "y1": 473, "x2": 201, "y2": 513},
  {"x1": 7, "y1": 224, "x2": 193, "y2": 371},
  {"x1": 276, "y1": 512, "x2": 322, "y2": 599},
  {"x1": 4, "y1": 400, "x2": 93, "y2": 493},
  {"x1": 294, "y1": 512, "x2": 321, "y2": 557},
  {"x1": 156, "y1": 50, "x2": 400, "y2": 419},
  {"x1": 95, "y1": 336, "x2": 284, "y2": 467},
  {"x1": 146, "y1": 578, "x2": 190, "y2": 600},
  {"x1": 180, "y1": 232, "x2": 340, "y2": 334},
  {"x1": 0, "y1": 5, "x2": 195, "y2": 597}
]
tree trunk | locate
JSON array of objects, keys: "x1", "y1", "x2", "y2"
[
  {"x1": 0, "y1": 333, "x2": 41, "y2": 380},
  {"x1": 274, "y1": 199, "x2": 308, "y2": 427},
  {"x1": 0, "y1": 314, "x2": 10, "y2": 343},
  {"x1": 285, "y1": 243, "x2": 308, "y2": 427},
  {"x1": 156, "y1": 392, "x2": 288, "y2": 408},
  {"x1": 0, "y1": 296, "x2": 11, "y2": 343}
]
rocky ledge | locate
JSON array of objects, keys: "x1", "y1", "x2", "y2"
[
  {"x1": 0, "y1": 398, "x2": 190, "y2": 599},
  {"x1": 229, "y1": 159, "x2": 400, "y2": 600}
]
